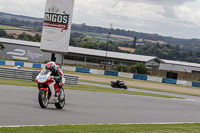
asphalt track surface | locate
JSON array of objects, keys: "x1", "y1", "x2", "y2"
[{"x1": 1, "y1": 84, "x2": 200, "y2": 126}]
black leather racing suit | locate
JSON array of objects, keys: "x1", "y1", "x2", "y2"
[{"x1": 51, "y1": 69, "x2": 62, "y2": 88}]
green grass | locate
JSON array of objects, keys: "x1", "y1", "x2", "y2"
[
  {"x1": 64, "y1": 70, "x2": 194, "y2": 86},
  {"x1": 0, "y1": 25, "x2": 23, "y2": 30},
  {"x1": 1, "y1": 64, "x2": 200, "y2": 96},
  {"x1": 64, "y1": 84, "x2": 183, "y2": 99},
  {"x1": 0, "y1": 63, "x2": 198, "y2": 89},
  {"x1": 1, "y1": 123, "x2": 200, "y2": 133},
  {"x1": 0, "y1": 78, "x2": 37, "y2": 87},
  {"x1": 67, "y1": 70, "x2": 200, "y2": 90},
  {"x1": 72, "y1": 30, "x2": 131, "y2": 42},
  {"x1": 80, "y1": 79, "x2": 200, "y2": 97},
  {"x1": 0, "y1": 78, "x2": 183, "y2": 99}
]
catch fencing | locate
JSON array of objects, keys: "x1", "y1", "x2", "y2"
[{"x1": 0, "y1": 67, "x2": 78, "y2": 86}]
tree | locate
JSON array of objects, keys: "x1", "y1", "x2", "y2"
[
  {"x1": 81, "y1": 43, "x2": 97, "y2": 49},
  {"x1": 156, "y1": 42, "x2": 160, "y2": 48},
  {"x1": 0, "y1": 42, "x2": 5, "y2": 50},
  {"x1": 195, "y1": 51, "x2": 200, "y2": 58},
  {"x1": 133, "y1": 36, "x2": 136, "y2": 48},
  {"x1": 114, "y1": 63, "x2": 127, "y2": 72},
  {"x1": 0, "y1": 29, "x2": 7, "y2": 37},
  {"x1": 130, "y1": 63, "x2": 148, "y2": 74},
  {"x1": 32, "y1": 34, "x2": 41, "y2": 42}
]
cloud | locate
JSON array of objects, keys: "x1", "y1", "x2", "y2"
[
  {"x1": 0, "y1": 0, "x2": 46, "y2": 17},
  {"x1": 122, "y1": 0, "x2": 196, "y2": 6},
  {"x1": 0, "y1": 0, "x2": 200, "y2": 38}
]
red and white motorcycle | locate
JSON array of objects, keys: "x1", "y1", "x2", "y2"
[{"x1": 35, "y1": 69, "x2": 65, "y2": 109}]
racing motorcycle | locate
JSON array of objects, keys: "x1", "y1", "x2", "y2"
[
  {"x1": 110, "y1": 80, "x2": 128, "y2": 90},
  {"x1": 35, "y1": 69, "x2": 65, "y2": 109}
]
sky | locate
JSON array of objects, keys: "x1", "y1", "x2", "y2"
[{"x1": 0, "y1": 0, "x2": 200, "y2": 39}]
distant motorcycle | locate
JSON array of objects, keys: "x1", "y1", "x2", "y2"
[
  {"x1": 35, "y1": 69, "x2": 65, "y2": 109},
  {"x1": 110, "y1": 80, "x2": 128, "y2": 90}
]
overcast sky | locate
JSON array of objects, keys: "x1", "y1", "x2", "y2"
[{"x1": 0, "y1": 0, "x2": 200, "y2": 39}]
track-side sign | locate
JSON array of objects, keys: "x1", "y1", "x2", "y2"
[{"x1": 40, "y1": 0, "x2": 74, "y2": 53}]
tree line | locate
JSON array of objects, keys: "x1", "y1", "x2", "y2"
[
  {"x1": 0, "y1": 29, "x2": 41, "y2": 42},
  {"x1": 2, "y1": 11, "x2": 200, "y2": 51},
  {"x1": 72, "y1": 23, "x2": 200, "y2": 49},
  {"x1": 1, "y1": 28, "x2": 200, "y2": 63},
  {"x1": 134, "y1": 43, "x2": 200, "y2": 63}
]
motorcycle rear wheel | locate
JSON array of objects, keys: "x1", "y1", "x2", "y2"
[{"x1": 38, "y1": 90, "x2": 49, "y2": 108}]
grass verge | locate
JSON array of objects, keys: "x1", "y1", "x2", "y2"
[
  {"x1": 64, "y1": 70, "x2": 200, "y2": 90},
  {"x1": 0, "y1": 25, "x2": 24, "y2": 30},
  {"x1": 1, "y1": 65, "x2": 199, "y2": 90},
  {"x1": 0, "y1": 78, "x2": 183, "y2": 99},
  {"x1": 1, "y1": 123, "x2": 200, "y2": 133},
  {"x1": 80, "y1": 79, "x2": 200, "y2": 97}
]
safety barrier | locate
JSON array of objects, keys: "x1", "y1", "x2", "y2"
[
  {"x1": 0, "y1": 67, "x2": 79, "y2": 86},
  {"x1": 1, "y1": 60, "x2": 200, "y2": 87},
  {"x1": 192, "y1": 82, "x2": 200, "y2": 87},
  {"x1": 0, "y1": 60, "x2": 5, "y2": 65},
  {"x1": 62, "y1": 66, "x2": 76, "y2": 72},
  {"x1": 24, "y1": 62, "x2": 33, "y2": 68},
  {"x1": 162, "y1": 78, "x2": 177, "y2": 84},
  {"x1": 5, "y1": 61, "x2": 15, "y2": 66},
  {"x1": 76, "y1": 67, "x2": 90, "y2": 73},
  {"x1": 0, "y1": 67, "x2": 36, "y2": 81},
  {"x1": 90, "y1": 69, "x2": 104, "y2": 75},
  {"x1": 147, "y1": 76, "x2": 162, "y2": 83},
  {"x1": 177, "y1": 80, "x2": 192, "y2": 86},
  {"x1": 118, "y1": 72, "x2": 133, "y2": 79},
  {"x1": 64, "y1": 75, "x2": 79, "y2": 86},
  {"x1": 133, "y1": 74, "x2": 147, "y2": 81},
  {"x1": 104, "y1": 71, "x2": 118, "y2": 76}
]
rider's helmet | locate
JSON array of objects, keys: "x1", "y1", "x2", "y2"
[{"x1": 45, "y1": 61, "x2": 56, "y2": 72}]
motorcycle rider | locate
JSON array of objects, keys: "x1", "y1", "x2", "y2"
[
  {"x1": 45, "y1": 61, "x2": 64, "y2": 100},
  {"x1": 115, "y1": 80, "x2": 125, "y2": 87}
]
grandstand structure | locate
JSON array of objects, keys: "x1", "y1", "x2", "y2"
[{"x1": 1, "y1": 37, "x2": 200, "y2": 74}]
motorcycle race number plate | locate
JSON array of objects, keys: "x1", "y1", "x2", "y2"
[{"x1": 37, "y1": 75, "x2": 48, "y2": 83}]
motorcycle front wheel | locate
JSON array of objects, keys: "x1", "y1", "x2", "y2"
[
  {"x1": 124, "y1": 86, "x2": 128, "y2": 90},
  {"x1": 38, "y1": 89, "x2": 49, "y2": 108},
  {"x1": 55, "y1": 89, "x2": 65, "y2": 109}
]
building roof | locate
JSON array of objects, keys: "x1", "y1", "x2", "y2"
[
  {"x1": 0, "y1": 37, "x2": 162, "y2": 63},
  {"x1": 0, "y1": 37, "x2": 40, "y2": 47},
  {"x1": 162, "y1": 59, "x2": 200, "y2": 68},
  {"x1": 68, "y1": 46, "x2": 161, "y2": 63}
]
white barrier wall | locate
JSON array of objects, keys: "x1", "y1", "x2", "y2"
[
  {"x1": 118, "y1": 72, "x2": 133, "y2": 79},
  {"x1": 41, "y1": 64, "x2": 46, "y2": 69},
  {"x1": 24, "y1": 63, "x2": 33, "y2": 68},
  {"x1": 177, "y1": 80, "x2": 192, "y2": 86},
  {"x1": 62, "y1": 66, "x2": 76, "y2": 72},
  {"x1": 90, "y1": 69, "x2": 104, "y2": 75},
  {"x1": 5, "y1": 61, "x2": 15, "y2": 66},
  {"x1": 147, "y1": 76, "x2": 162, "y2": 83}
]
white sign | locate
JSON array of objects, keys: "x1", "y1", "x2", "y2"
[{"x1": 40, "y1": 0, "x2": 74, "y2": 53}]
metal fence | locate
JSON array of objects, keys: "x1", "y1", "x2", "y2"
[{"x1": 0, "y1": 67, "x2": 79, "y2": 86}]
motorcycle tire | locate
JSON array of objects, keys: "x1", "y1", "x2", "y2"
[
  {"x1": 55, "y1": 89, "x2": 65, "y2": 109},
  {"x1": 38, "y1": 89, "x2": 49, "y2": 108},
  {"x1": 124, "y1": 86, "x2": 128, "y2": 90},
  {"x1": 111, "y1": 85, "x2": 115, "y2": 88}
]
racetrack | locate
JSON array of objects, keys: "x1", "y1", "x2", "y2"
[{"x1": 1, "y1": 84, "x2": 200, "y2": 126}]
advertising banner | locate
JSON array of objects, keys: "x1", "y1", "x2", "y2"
[{"x1": 40, "y1": 0, "x2": 74, "y2": 53}]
